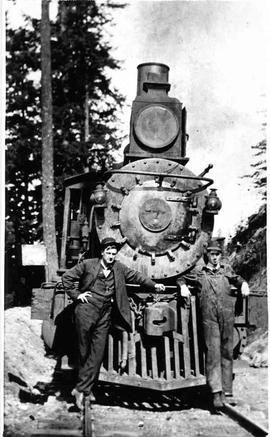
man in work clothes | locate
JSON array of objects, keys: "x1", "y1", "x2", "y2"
[
  {"x1": 179, "y1": 241, "x2": 250, "y2": 409},
  {"x1": 62, "y1": 237, "x2": 165, "y2": 409}
]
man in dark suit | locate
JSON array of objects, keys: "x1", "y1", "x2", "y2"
[{"x1": 62, "y1": 237, "x2": 165, "y2": 409}]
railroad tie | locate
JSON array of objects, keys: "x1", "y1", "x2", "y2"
[{"x1": 31, "y1": 430, "x2": 81, "y2": 436}]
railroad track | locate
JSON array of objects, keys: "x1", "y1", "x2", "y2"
[
  {"x1": 31, "y1": 383, "x2": 268, "y2": 437},
  {"x1": 221, "y1": 403, "x2": 268, "y2": 437}
]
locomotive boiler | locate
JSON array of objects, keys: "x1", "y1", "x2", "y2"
[{"x1": 32, "y1": 63, "x2": 248, "y2": 391}]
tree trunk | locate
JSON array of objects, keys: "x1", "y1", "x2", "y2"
[
  {"x1": 41, "y1": 0, "x2": 59, "y2": 280},
  {"x1": 84, "y1": 87, "x2": 90, "y2": 142}
]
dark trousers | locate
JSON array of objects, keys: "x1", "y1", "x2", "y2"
[
  {"x1": 201, "y1": 296, "x2": 234, "y2": 394},
  {"x1": 74, "y1": 299, "x2": 112, "y2": 394}
]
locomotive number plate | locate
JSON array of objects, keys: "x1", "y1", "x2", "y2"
[{"x1": 139, "y1": 198, "x2": 172, "y2": 232}]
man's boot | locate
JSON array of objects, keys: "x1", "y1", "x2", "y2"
[
  {"x1": 89, "y1": 392, "x2": 96, "y2": 402},
  {"x1": 213, "y1": 391, "x2": 224, "y2": 409},
  {"x1": 71, "y1": 388, "x2": 84, "y2": 410},
  {"x1": 224, "y1": 392, "x2": 237, "y2": 406}
]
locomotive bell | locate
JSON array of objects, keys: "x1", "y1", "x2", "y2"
[{"x1": 144, "y1": 303, "x2": 177, "y2": 336}]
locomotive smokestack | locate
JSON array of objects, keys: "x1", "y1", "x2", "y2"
[{"x1": 136, "y1": 62, "x2": 169, "y2": 96}]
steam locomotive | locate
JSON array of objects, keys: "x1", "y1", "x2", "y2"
[{"x1": 32, "y1": 63, "x2": 248, "y2": 391}]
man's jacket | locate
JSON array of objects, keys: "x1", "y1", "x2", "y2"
[{"x1": 62, "y1": 258, "x2": 156, "y2": 331}]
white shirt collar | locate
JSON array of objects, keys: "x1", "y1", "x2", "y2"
[
  {"x1": 100, "y1": 260, "x2": 113, "y2": 270},
  {"x1": 208, "y1": 263, "x2": 220, "y2": 271},
  {"x1": 101, "y1": 260, "x2": 108, "y2": 269}
]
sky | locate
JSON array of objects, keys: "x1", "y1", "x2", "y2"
[{"x1": 6, "y1": 0, "x2": 268, "y2": 239}]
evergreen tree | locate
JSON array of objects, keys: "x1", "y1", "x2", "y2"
[
  {"x1": 6, "y1": 17, "x2": 42, "y2": 244},
  {"x1": 241, "y1": 125, "x2": 267, "y2": 203},
  {"x1": 6, "y1": 1, "x2": 125, "y2": 260},
  {"x1": 249, "y1": 139, "x2": 266, "y2": 201},
  {"x1": 51, "y1": 1, "x2": 125, "y2": 233}
]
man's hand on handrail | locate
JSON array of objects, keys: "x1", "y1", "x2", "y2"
[
  {"x1": 180, "y1": 284, "x2": 191, "y2": 298},
  {"x1": 155, "y1": 283, "x2": 166, "y2": 292}
]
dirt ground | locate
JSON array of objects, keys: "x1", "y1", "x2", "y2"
[{"x1": 3, "y1": 307, "x2": 268, "y2": 436}]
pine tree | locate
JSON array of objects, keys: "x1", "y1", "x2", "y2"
[
  {"x1": 250, "y1": 139, "x2": 266, "y2": 201},
  {"x1": 6, "y1": 17, "x2": 42, "y2": 244},
  {"x1": 51, "y1": 1, "x2": 125, "y2": 180},
  {"x1": 6, "y1": 2, "x2": 125, "y2": 237},
  {"x1": 51, "y1": 2, "x2": 125, "y2": 232},
  {"x1": 241, "y1": 124, "x2": 267, "y2": 203},
  {"x1": 6, "y1": 1, "x2": 125, "y2": 288}
]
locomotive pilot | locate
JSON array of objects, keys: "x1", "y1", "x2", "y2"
[
  {"x1": 62, "y1": 237, "x2": 165, "y2": 409},
  {"x1": 179, "y1": 241, "x2": 249, "y2": 409}
]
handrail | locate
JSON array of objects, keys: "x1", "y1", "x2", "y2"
[{"x1": 106, "y1": 169, "x2": 213, "y2": 193}]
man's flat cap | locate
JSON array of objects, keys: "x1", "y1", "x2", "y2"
[
  {"x1": 206, "y1": 240, "x2": 222, "y2": 252},
  {"x1": 100, "y1": 237, "x2": 120, "y2": 250}
]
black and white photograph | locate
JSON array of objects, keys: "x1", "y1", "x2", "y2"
[{"x1": 3, "y1": 0, "x2": 268, "y2": 436}]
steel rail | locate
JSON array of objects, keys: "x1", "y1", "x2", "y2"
[
  {"x1": 84, "y1": 396, "x2": 93, "y2": 437},
  {"x1": 31, "y1": 395, "x2": 268, "y2": 437},
  {"x1": 222, "y1": 403, "x2": 268, "y2": 437}
]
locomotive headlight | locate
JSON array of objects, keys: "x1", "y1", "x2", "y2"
[
  {"x1": 204, "y1": 189, "x2": 222, "y2": 214},
  {"x1": 90, "y1": 184, "x2": 106, "y2": 205},
  {"x1": 134, "y1": 104, "x2": 179, "y2": 149}
]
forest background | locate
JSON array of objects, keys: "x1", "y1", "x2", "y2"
[{"x1": 4, "y1": 0, "x2": 267, "y2": 303}]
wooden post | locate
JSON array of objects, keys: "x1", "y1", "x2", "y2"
[
  {"x1": 84, "y1": 88, "x2": 89, "y2": 142},
  {"x1": 41, "y1": 0, "x2": 59, "y2": 281}
]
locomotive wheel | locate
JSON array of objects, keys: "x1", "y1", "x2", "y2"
[{"x1": 84, "y1": 396, "x2": 92, "y2": 437}]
